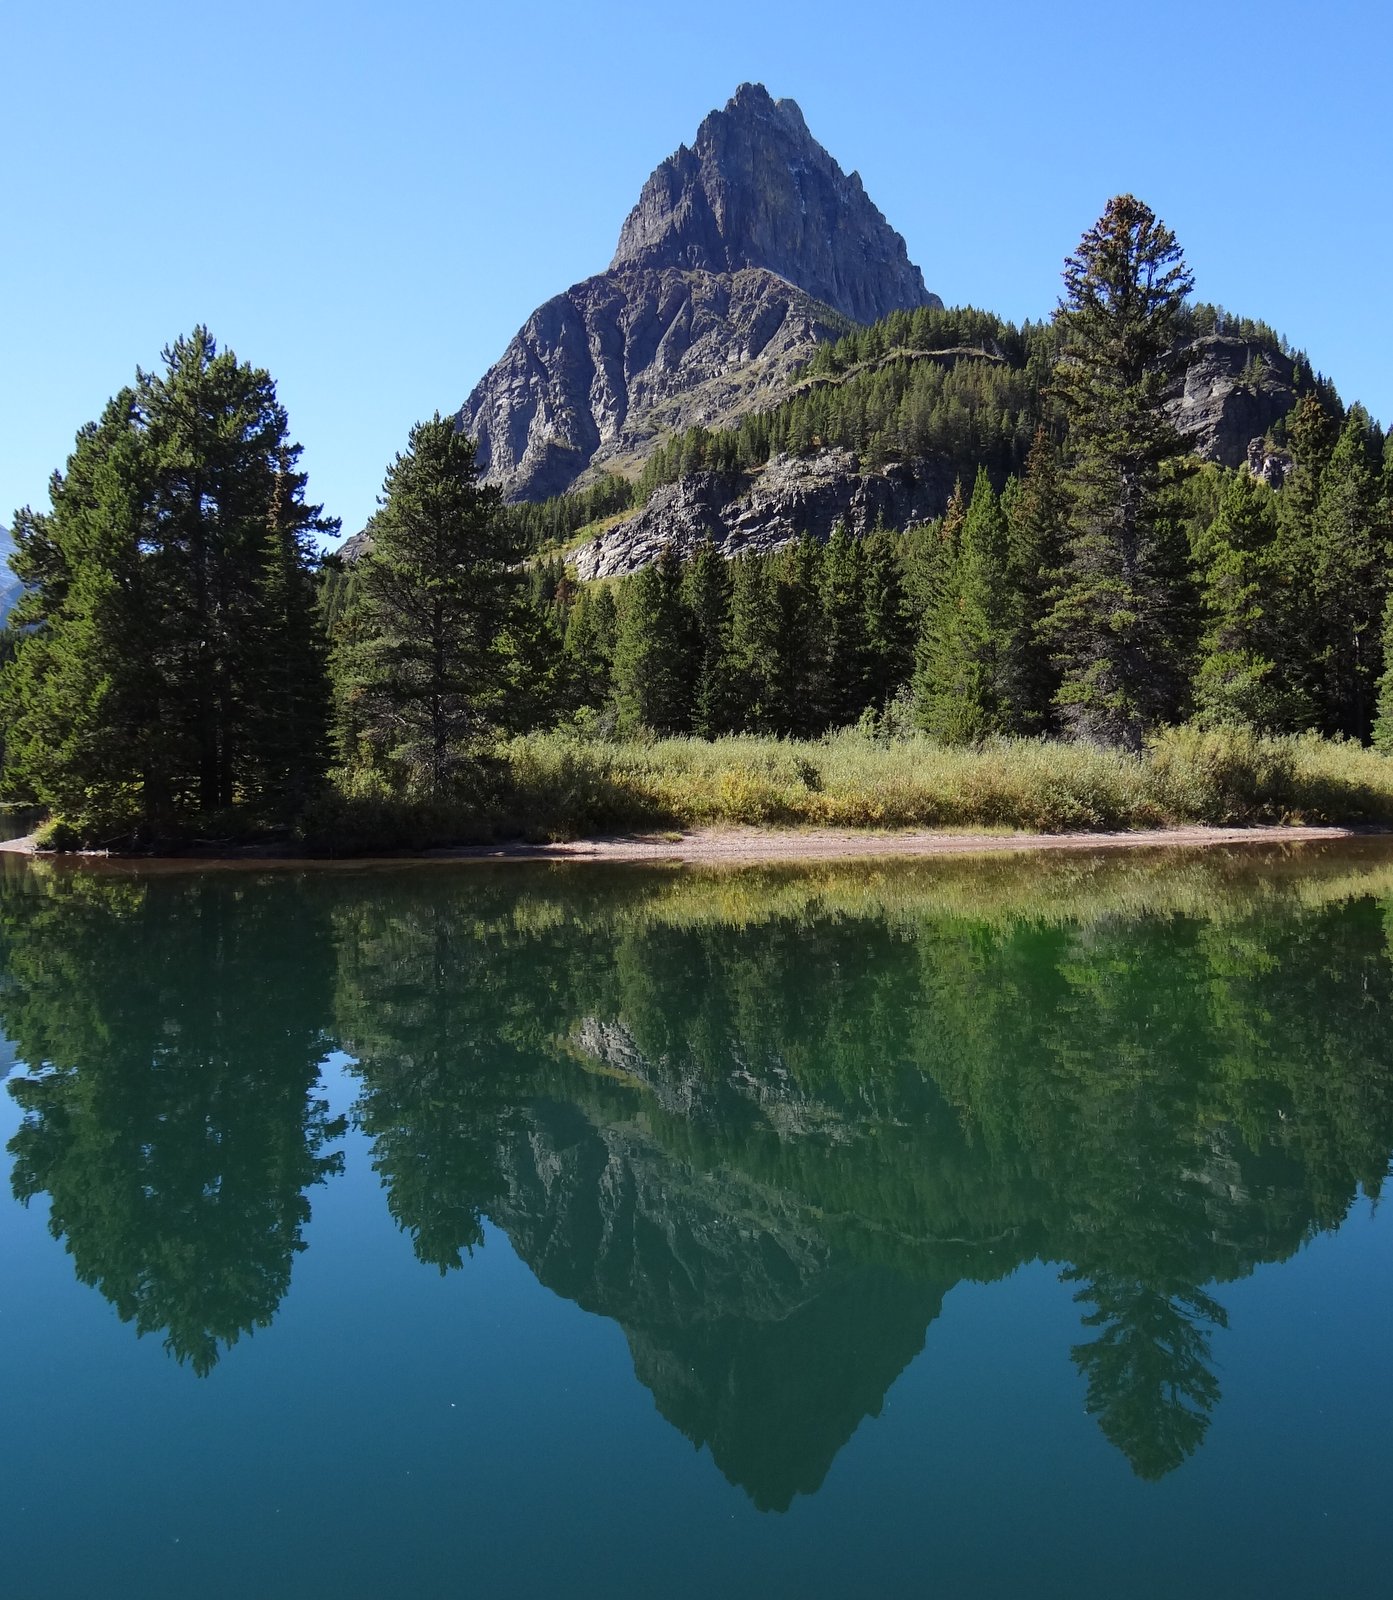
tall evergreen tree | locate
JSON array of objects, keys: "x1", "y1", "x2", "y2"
[
  {"x1": 1, "y1": 331, "x2": 334, "y2": 836},
  {"x1": 1192, "y1": 472, "x2": 1304, "y2": 730},
  {"x1": 612, "y1": 543, "x2": 691, "y2": 735},
  {"x1": 334, "y1": 416, "x2": 518, "y2": 793},
  {"x1": 729, "y1": 555, "x2": 781, "y2": 734},
  {"x1": 683, "y1": 541, "x2": 735, "y2": 739},
  {"x1": 1304, "y1": 408, "x2": 1388, "y2": 740},
  {"x1": 859, "y1": 528, "x2": 913, "y2": 715},
  {"x1": 913, "y1": 469, "x2": 1011, "y2": 743},
  {"x1": 820, "y1": 524, "x2": 869, "y2": 727},
  {"x1": 771, "y1": 536, "x2": 829, "y2": 736},
  {"x1": 1001, "y1": 428, "x2": 1067, "y2": 732},
  {"x1": 563, "y1": 586, "x2": 618, "y2": 713},
  {"x1": 1371, "y1": 589, "x2": 1393, "y2": 754},
  {"x1": 1043, "y1": 196, "x2": 1197, "y2": 750}
]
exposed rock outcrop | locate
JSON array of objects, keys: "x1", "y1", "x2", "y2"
[
  {"x1": 1165, "y1": 335, "x2": 1296, "y2": 467},
  {"x1": 457, "y1": 84, "x2": 938, "y2": 503},
  {"x1": 458, "y1": 269, "x2": 848, "y2": 503},
  {"x1": 572, "y1": 448, "x2": 953, "y2": 580},
  {"x1": 1246, "y1": 435, "x2": 1293, "y2": 488},
  {"x1": 562, "y1": 334, "x2": 1301, "y2": 579}
]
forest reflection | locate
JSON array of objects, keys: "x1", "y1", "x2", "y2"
[{"x1": 4, "y1": 844, "x2": 1393, "y2": 1504}]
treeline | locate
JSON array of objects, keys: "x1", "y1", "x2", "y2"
[
  {"x1": 545, "y1": 397, "x2": 1393, "y2": 748},
  {"x1": 4, "y1": 195, "x2": 1392, "y2": 846}
]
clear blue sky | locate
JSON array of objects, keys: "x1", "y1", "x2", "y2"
[{"x1": 4, "y1": 0, "x2": 1389, "y2": 541}]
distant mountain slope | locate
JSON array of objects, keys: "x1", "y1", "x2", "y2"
[
  {"x1": 0, "y1": 525, "x2": 21, "y2": 624},
  {"x1": 457, "y1": 84, "x2": 939, "y2": 503}
]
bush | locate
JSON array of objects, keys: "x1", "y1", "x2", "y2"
[{"x1": 32, "y1": 817, "x2": 82, "y2": 853}]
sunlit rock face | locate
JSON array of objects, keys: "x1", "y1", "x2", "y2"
[{"x1": 456, "y1": 84, "x2": 939, "y2": 503}]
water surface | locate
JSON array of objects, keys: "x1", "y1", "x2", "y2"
[{"x1": 1, "y1": 844, "x2": 1391, "y2": 1597}]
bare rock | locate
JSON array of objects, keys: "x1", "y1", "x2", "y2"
[
  {"x1": 1166, "y1": 335, "x2": 1296, "y2": 467},
  {"x1": 457, "y1": 84, "x2": 939, "y2": 504},
  {"x1": 1246, "y1": 435, "x2": 1293, "y2": 488},
  {"x1": 611, "y1": 83, "x2": 938, "y2": 327},
  {"x1": 459, "y1": 267, "x2": 847, "y2": 503},
  {"x1": 571, "y1": 449, "x2": 953, "y2": 579}
]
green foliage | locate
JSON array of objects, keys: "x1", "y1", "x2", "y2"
[
  {"x1": 1193, "y1": 472, "x2": 1305, "y2": 730},
  {"x1": 332, "y1": 416, "x2": 536, "y2": 794},
  {"x1": 612, "y1": 544, "x2": 693, "y2": 735},
  {"x1": 498, "y1": 472, "x2": 635, "y2": 554},
  {"x1": 1373, "y1": 589, "x2": 1393, "y2": 754},
  {"x1": 1000, "y1": 428, "x2": 1067, "y2": 731},
  {"x1": 684, "y1": 541, "x2": 736, "y2": 737},
  {"x1": 1044, "y1": 196, "x2": 1198, "y2": 749},
  {"x1": 0, "y1": 329, "x2": 334, "y2": 841},
  {"x1": 913, "y1": 469, "x2": 1012, "y2": 742}
]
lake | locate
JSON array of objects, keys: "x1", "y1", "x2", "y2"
[{"x1": 1, "y1": 842, "x2": 1391, "y2": 1598}]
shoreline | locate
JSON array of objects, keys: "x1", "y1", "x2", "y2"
[{"x1": 0, "y1": 821, "x2": 1375, "y2": 869}]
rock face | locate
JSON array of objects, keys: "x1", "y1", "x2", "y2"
[
  {"x1": 610, "y1": 83, "x2": 935, "y2": 326},
  {"x1": 1164, "y1": 334, "x2": 1296, "y2": 467},
  {"x1": 572, "y1": 448, "x2": 953, "y2": 580},
  {"x1": 565, "y1": 333, "x2": 1301, "y2": 579},
  {"x1": 457, "y1": 84, "x2": 939, "y2": 503}
]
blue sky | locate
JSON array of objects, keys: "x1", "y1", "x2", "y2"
[{"x1": 4, "y1": 0, "x2": 1390, "y2": 540}]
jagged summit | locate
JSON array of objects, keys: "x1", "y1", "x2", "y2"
[
  {"x1": 609, "y1": 83, "x2": 938, "y2": 325},
  {"x1": 455, "y1": 86, "x2": 939, "y2": 502}
]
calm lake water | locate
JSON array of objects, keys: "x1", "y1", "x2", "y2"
[{"x1": 2, "y1": 843, "x2": 1391, "y2": 1598}]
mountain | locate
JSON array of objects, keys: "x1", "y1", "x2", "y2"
[
  {"x1": 0, "y1": 525, "x2": 21, "y2": 624},
  {"x1": 457, "y1": 84, "x2": 939, "y2": 502}
]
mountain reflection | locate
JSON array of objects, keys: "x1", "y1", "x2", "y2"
[{"x1": 4, "y1": 848, "x2": 1393, "y2": 1499}]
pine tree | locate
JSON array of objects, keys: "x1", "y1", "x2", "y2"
[
  {"x1": 683, "y1": 541, "x2": 735, "y2": 738},
  {"x1": 1001, "y1": 428, "x2": 1067, "y2": 732},
  {"x1": 729, "y1": 555, "x2": 781, "y2": 734},
  {"x1": 771, "y1": 536, "x2": 828, "y2": 736},
  {"x1": 243, "y1": 448, "x2": 334, "y2": 813},
  {"x1": 1, "y1": 331, "x2": 334, "y2": 837},
  {"x1": 859, "y1": 529, "x2": 913, "y2": 714},
  {"x1": 1043, "y1": 196, "x2": 1197, "y2": 750},
  {"x1": 334, "y1": 416, "x2": 518, "y2": 793},
  {"x1": 1369, "y1": 591, "x2": 1393, "y2": 753},
  {"x1": 820, "y1": 524, "x2": 869, "y2": 726},
  {"x1": 1305, "y1": 408, "x2": 1387, "y2": 739},
  {"x1": 913, "y1": 469, "x2": 1011, "y2": 742},
  {"x1": 563, "y1": 586, "x2": 618, "y2": 712},
  {"x1": 612, "y1": 544, "x2": 691, "y2": 735},
  {"x1": 1192, "y1": 471, "x2": 1304, "y2": 730}
]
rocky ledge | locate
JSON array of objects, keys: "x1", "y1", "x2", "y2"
[{"x1": 571, "y1": 448, "x2": 952, "y2": 580}]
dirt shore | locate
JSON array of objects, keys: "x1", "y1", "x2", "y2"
[
  {"x1": 0, "y1": 822, "x2": 1372, "y2": 867},
  {"x1": 423, "y1": 823, "x2": 1366, "y2": 864}
]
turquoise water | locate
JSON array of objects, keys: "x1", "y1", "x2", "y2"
[{"x1": 1, "y1": 845, "x2": 1391, "y2": 1597}]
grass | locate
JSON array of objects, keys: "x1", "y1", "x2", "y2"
[{"x1": 296, "y1": 723, "x2": 1393, "y2": 853}]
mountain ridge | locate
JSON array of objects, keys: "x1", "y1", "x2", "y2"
[{"x1": 456, "y1": 85, "x2": 939, "y2": 503}]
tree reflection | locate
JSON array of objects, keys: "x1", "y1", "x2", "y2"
[
  {"x1": 1, "y1": 865, "x2": 343, "y2": 1373},
  {"x1": 1066, "y1": 1272, "x2": 1227, "y2": 1479},
  {"x1": 4, "y1": 847, "x2": 1393, "y2": 1492}
]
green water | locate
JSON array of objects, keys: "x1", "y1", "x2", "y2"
[{"x1": 1, "y1": 843, "x2": 1391, "y2": 1598}]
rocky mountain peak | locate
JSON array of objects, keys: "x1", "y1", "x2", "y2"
[
  {"x1": 455, "y1": 86, "x2": 940, "y2": 503},
  {"x1": 609, "y1": 83, "x2": 939, "y2": 326}
]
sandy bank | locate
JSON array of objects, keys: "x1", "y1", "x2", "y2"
[
  {"x1": 0, "y1": 822, "x2": 1374, "y2": 868},
  {"x1": 423, "y1": 823, "x2": 1367, "y2": 864}
]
